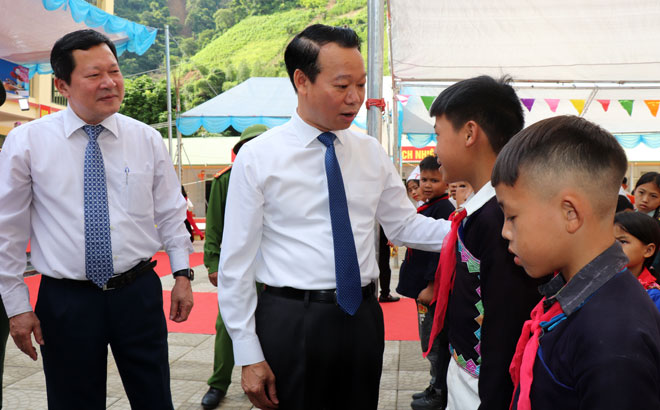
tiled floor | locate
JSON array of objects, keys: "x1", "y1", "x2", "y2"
[{"x1": 2, "y1": 242, "x2": 431, "y2": 409}]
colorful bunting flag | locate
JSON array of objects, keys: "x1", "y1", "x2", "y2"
[
  {"x1": 597, "y1": 99, "x2": 611, "y2": 112},
  {"x1": 396, "y1": 94, "x2": 410, "y2": 106},
  {"x1": 619, "y1": 99, "x2": 634, "y2": 116},
  {"x1": 645, "y1": 100, "x2": 660, "y2": 117},
  {"x1": 521, "y1": 98, "x2": 535, "y2": 112},
  {"x1": 544, "y1": 99, "x2": 560, "y2": 113},
  {"x1": 570, "y1": 99, "x2": 585, "y2": 115},
  {"x1": 421, "y1": 96, "x2": 436, "y2": 112}
]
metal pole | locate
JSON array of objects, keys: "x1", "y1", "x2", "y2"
[
  {"x1": 368, "y1": 0, "x2": 385, "y2": 290},
  {"x1": 165, "y1": 25, "x2": 173, "y2": 160},
  {"x1": 367, "y1": 0, "x2": 384, "y2": 143}
]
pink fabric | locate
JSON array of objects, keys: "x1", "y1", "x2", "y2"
[{"x1": 423, "y1": 208, "x2": 467, "y2": 357}]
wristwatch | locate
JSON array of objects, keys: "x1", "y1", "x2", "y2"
[{"x1": 172, "y1": 268, "x2": 194, "y2": 281}]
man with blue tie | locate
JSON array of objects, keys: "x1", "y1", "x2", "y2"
[
  {"x1": 0, "y1": 30, "x2": 194, "y2": 409},
  {"x1": 217, "y1": 24, "x2": 451, "y2": 410}
]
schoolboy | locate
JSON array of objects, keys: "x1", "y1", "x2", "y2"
[
  {"x1": 429, "y1": 76, "x2": 545, "y2": 410},
  {"x1": 493, "y1": 115, "x2": 660, "y2": 410},
  {"x1": 397, "y1": 155, "x2": 455, "y2": 410}
]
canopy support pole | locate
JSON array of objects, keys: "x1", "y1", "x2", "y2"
[{"x1": 165, "y1": 25, "x2": 173, "y2": 164}]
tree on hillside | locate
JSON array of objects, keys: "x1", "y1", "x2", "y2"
[
  {"x1": 117, "y1": 2, "x2": 182, "y2": 75},
  {"x1": 120, "y1": 75, "x2": 172, "y2": 133}
]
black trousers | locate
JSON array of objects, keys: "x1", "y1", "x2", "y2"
[
  {"x1": 378, "y1": 226, "x2": 392, "y2": 296},
  {"x1": 36, "y1": 270, "x2": 172, "y2": 410},
  {"x1": 256, "y1": 290, "x2": 385, "y2": 410}
]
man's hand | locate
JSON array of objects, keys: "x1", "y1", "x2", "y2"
[
  {"x1": 417, "y1": 282, "x2": 434, "y2": 306},
  {"x1": 9, "y1": 312, "x2": 44, "y2": 361},
  {"x1": 170, "y1": 276, "x2": 194, "y2": 322},
  {"x1": 208, "y1": 271, "x2": 218, "y2": 287},
  {"x1": 242, "y1": 361, "x2": 279, "y2": 409}
]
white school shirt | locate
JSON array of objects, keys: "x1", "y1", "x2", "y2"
[
  {"x1": 0, "y1": 108, "x2": 192, "y2": 317},
  {"x1": 218, "y1": 110, "x2": 451, "y2": 365}
]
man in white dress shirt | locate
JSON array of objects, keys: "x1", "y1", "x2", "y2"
[
  {"x1": 0, "y1": 30, "x2": 193, "y2": 409},
  {"x1": 217, "y1": 24, "x2": 451, "y2": 410}
]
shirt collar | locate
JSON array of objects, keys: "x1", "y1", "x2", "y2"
[
  {"x1": 291, "y1": 109, "x2": 349, "y2": 148},
  {"x1": 463, "y1": 181, "x2": 495, "y2": 217},
  {"x1": 539, "y1": 242, "x2": 628, "y2": 315},
  {"x1": 63, "y1": 107, "x2": 119, "y2": 139}
]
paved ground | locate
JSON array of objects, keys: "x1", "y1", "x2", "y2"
[{"x1": 2, "y1": 241, "x2": 431, "y2": 409}]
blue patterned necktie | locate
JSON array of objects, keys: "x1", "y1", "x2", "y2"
[
  {"x1": 318, "y1": 132, "x2": 362, "y2": 315},
  {"x1": 82, "y1": 124, "x2": 114, "y2": 287}
]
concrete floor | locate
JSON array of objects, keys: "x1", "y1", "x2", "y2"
[{"x1": 3, "y1": 241, "x2": 432, "y2": 409}]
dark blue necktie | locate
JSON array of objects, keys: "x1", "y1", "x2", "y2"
[
  {"x1": 318, "y1": 132, "x2": 362, "y2": 315},
  {"x1": 82, "y1": 124, "x2": 114, "y2": 287}
]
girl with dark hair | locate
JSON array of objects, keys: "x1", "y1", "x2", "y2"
[
  {"x1": 633, "y1": 172, "x2": 660, "y2": 218},
  {"x1": 614, "y1": 211, "x2": 660, "y2": 311}
]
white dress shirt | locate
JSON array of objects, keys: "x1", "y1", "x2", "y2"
[
  {"x1": 218, "y1": 111, "x2": 451, "y2": 365},
  {"x1": 0, "y1": 108, "x2": 192, "y2": 317},
  {"x1": 463, "y1": 181, "x2": 495, "y2": 218}
]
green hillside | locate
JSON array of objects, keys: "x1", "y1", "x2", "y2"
[
  {"x1": 189, "y1": 0, "x2": 386, "y2": 86},
  {"x1": 119, "y1": 0, "x2": 389, "y2": 135}
]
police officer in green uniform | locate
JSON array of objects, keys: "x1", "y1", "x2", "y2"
[{"x1": 201, "y1": 124, "x2": 268, "y2": 409}]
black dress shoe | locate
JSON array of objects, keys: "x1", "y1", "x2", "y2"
[
  {"x1": 411, "y1": 388, "x2": 447, "y2": 410},
  {"x1": 379, "y1": 294, "x2": 400, "y2": 302},
  {"x1": 412, "y1": 384, "x2": 433, "y2": 400},
  {"x1": 201, "y1": 387, "x2": 225, "y2": 409}
]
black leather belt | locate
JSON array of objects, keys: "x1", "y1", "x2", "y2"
[
  {"x1": 54, "y1": 259, "x2": 157, "y2": 291},
  {"x1": 101, "y1": 259, "x2": 157, "y2": 290},
  {"x1": 264, "y1": 282, "x2": 376, "y2": 303}
]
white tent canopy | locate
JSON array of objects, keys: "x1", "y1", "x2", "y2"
[
  {"x1": 388, "y1": 0, "x2": 660, "y2": 83},
  {"x1": 387, "y1": 0, "x2": 660, "y2": 164}
]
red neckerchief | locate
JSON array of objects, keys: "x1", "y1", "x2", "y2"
[
  {"x1": 509, "y1": 297, "x2": 565, "y2": 410},
  {"x1": 423, "y1": 206, "x2": 467, "y2": 357},
  {"x1": 416, "y1": 194, "x2": 449, "y2": 213},
  {"x1": 638, "y1": 267, "x2": 660, "y2": 291}
]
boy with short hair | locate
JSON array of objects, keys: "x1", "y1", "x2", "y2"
[
  {"x1": 493, "y1": 115, "x2": 660, "y2": 410},
  {"x1": 429, "y1": 76, "x2": 545, "y2": 410},
  {"x1": 396, "y1": 155, "x2": 455, "y2": 410}
]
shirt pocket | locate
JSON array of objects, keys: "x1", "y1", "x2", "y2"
[{"x1": 121, "y1": 170, "x2": 154, "y2": 218}]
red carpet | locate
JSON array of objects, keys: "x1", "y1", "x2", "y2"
[{"x1": 24, "y1": 252, "x2": 419, "y2": 341}]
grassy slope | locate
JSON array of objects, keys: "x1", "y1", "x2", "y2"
[{"x1": 190, "y1": 0, "x2": 389, "y2": 78}]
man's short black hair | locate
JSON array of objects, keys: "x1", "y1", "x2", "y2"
[
  {"x1": 419, "y1": 155, "x2": 440, "y2": 172},
  {"x1": 284, "y1": 24, "x2": 361, "y2": 93},
  {"x1": 492, "y1": 115, "x2": 628, "y2": 216},
  {"x1": 429, "y1": 76, "x2": 524, "y2": 153},
  {"x1": 51, "y1": 29, "x2": 118, "y2": 84}
]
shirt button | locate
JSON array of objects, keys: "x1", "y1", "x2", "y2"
[
  {"x1": 110, "y1": 226, "x2": 114, "y2": 230},
  {"x1": 113, "y1": 256, "x2": 118, "y2": 261}
]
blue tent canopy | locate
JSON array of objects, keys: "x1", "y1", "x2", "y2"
[
  {"x1": 177, "y1": 77, "x2": 297, "y2": 136},
  {"x1": 0, "y1": 0, "x2": 157, "y2": 78},
  {"x1": 177, "y1": 77, "x2": 369, "y2": 136}
]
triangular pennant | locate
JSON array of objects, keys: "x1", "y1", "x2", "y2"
[
  {"x1": 544, "y1": 99, "x2": 560, "y2": 112},
  {"x1": 570, "y1": 99, "x2": 585, "y2": 115},
  {"x1": 520, "y1": 98, "x2": 535, "y2": 112},
  {"x1": 421, "y1": 96, "x2": 437, "y2": 112},
  {"x1": 644, "y1": 100, "x2": 660, "y2": 117},
  {"x1": 396, "y1": 94, "x2": 410, "y2": 106},
  {"x1": 597, "y1": 99, "x2": 611, "y2": 112},
  {"x1": 619, "y1": 99, "x2": 634, "y2": 116}
]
